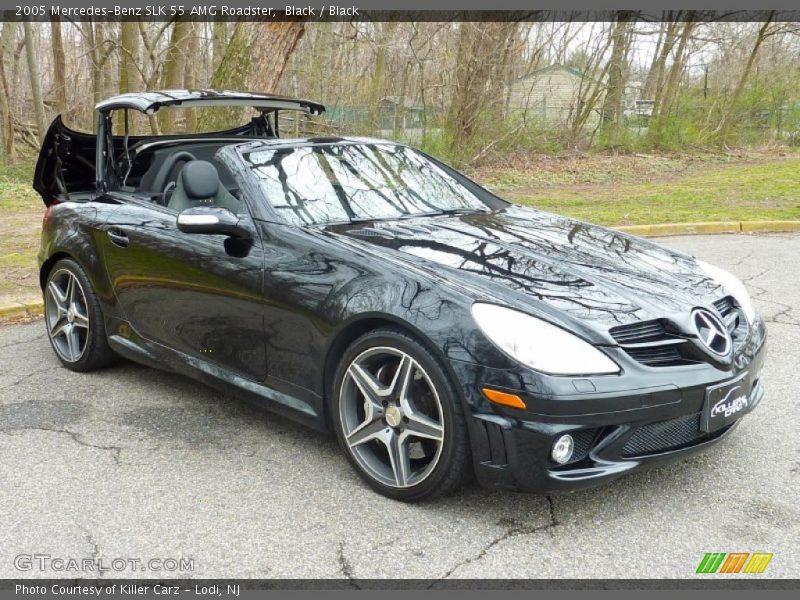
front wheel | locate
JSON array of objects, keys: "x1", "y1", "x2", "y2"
[
  {"x1": 44, "y1": 258, "x2": 116, "y2": 372},
  {"x1": 332, "y1": 327, "x2": 472, "y2": 501}
]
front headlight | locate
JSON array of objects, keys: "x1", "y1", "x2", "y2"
[
  {"x1": 696, "y1": 259, "x2": 757, "y2": 323},
  {"x1": 471, "y1": 303, "x2": 620, "y2": 376}
]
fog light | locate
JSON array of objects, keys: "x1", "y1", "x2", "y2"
[{"x1": 551, "y1": 434, "x2": 574, "y2": 465}]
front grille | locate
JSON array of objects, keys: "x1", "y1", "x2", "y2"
[
  {"x1": 714, "y1": 295, "x2": 749, "y2": 351},
  {"x1": 622, "y1": 413, "x2": 733, "y2": 457},
  {"x1": 610, "y1": 319, "x2": 696, "y2": 367},
  {"x1": 609, "y1": 320, "x2": 666, "y2": 344},
  {"x1": 611, "y1": 295, "x2": 750, "y2": 368},
  {"x1": 623, "y1": 414, "x2": 701, "y2": 457},
  {"x1": 625, "y1": 346, "x2": 685, "y2": 367},
  {"x1": 714, "y1": 296, "x2": 735, "y2": 317},
  {"x1": 731, "y1": 319, "x2": 748, "y2": 351}
]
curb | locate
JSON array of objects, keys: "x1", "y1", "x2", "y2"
[
  {"x1": 616, "y1": 220, "x2": 800, "y2": 237},
  {"x1": 0, "y1": 299, "x2": 44, "y2": 322}
]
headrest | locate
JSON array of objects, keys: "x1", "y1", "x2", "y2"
[{"x1": 179, "y1": 161, "x2": 220, "y2": 199}]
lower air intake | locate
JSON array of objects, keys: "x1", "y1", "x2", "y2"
[{"x1": 622, "y1": 413, "x2": 731, "y2": 457}]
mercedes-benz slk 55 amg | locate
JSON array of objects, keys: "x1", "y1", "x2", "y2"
[{"x1": 34, "y1": 90, "x2": 767, "y2": 501}]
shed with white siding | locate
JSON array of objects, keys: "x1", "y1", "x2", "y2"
[{"x1": 506, "y1": 65, "x2": 604, "y2": 124}]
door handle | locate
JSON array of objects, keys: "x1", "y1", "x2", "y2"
[{"x1": 108, "y1": 227, "x2": 129, "y2": 248}]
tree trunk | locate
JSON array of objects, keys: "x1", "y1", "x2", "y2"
[
  {"x1": 94, "y1": 22, "x2": 112, "y2": 101},
  {"x1": 0, "y1": 56, "x2": 11, "y2": 163},
  {"x1": 119, "y1": 21, "x2": 139, "y2": 94},
  {"x1": 367, "y1": 22, "x2": 396, "y2": 132},
  {"x1": 565, "y1": 26, "x2": 614, "y2": 144},
  {"x1": 0, "y1": 22, "x2": 18, "y2": 161},
  {"x1": 183, "y1": 22, "x2": 200, "y2": 132},
  {"x1": 648, "y1": 15, "x2": 694, "y2": 146},
  {"x1": 249, "y1": 20, "x2": 306, "y2": 92},
  {"x1": 82, "y1": 22, "x2": 101, "y2": 118},
  {"x1": 599, "y1": 13, "x2": 632, "y2": 145},
  {"x1": 22, "y1": 21, "x2": 46, "y2": 142},
  {"x1": 158, "y1": 20, "x2": 191, "y2": 133},
  {"x1": 202, "y1": 20, "x2": 305, "y2": 132},
  {"x1": 641, "y1": 22, "x2": 666, "y2": 100},
  {"x1": 212, "y1": 21, "x2": 227, "y2": 72},
  {"x1": 649, "y1": 17, "x2": 680, "y2": 119},
  {"x1": 50, "y1": 18, "x2": 67, "y2": 116},
  {"x1": 209, "y1": 22, "x2": 252, "y2": 90},
  {"x1": 199, "y1": 22, "x2": 252, "y2": 131},
  {"x1": 445, "y1": 22, "x2": 518, "y2": 164},
  {"x1": 718, "y1": 15, "x2": 774, "y2": 146},
  {"x1": 393, "y1": 63, "x2": 410, "y2": 138},
  {"x1": 657, "y1": 18, "x2": 695, "y2": 119}
]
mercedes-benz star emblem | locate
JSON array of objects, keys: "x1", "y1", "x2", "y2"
[{"x1": 692, "y1": 308, "x2": 731, "y2": 355}]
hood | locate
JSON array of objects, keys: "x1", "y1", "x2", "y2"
[{"x1": 327, "y1": 206, "x2": 724, "y2": 333}]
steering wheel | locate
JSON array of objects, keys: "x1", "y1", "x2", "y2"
[{"x1": 152, "y1": 151, "x2": 197, "y2": 198}]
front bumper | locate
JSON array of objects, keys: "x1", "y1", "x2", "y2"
[{"x1": 450, "y1": 324, "x2": 767, "y2": 494}]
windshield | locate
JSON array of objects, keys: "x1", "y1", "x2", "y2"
[{"x1": 242, "y1": 143, "x2": 490, "y2": 225}]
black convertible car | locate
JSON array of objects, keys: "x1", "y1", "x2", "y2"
[{"x1": 34, "y1": 91, "x2": 766, "y2": 501}]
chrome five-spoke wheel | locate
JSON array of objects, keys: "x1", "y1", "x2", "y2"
[
  {"x1": 45, "y1": 268, "x2": 90, "y2": 363},
  {"x1": 339, "y1": 346, "x2": 445, "y2": 489}
]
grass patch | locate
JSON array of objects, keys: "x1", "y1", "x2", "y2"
[
  {"x1": 499, "y1": 157, "x2": 800, "y2": 226},
  {"x1": 0, "y1": 163, "x2": 41, "y2": 302}
]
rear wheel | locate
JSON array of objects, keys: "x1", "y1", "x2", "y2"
[
  {"x1": 332, "y1": 327, "x2": 471, "y2": 501},
  {"x1": 44, "y1": 258, "x2": 116, "y2": 372}
]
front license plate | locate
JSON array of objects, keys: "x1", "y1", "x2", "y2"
[{"x1": 701, "y1": 372, "x2": 751, "y2": 433}]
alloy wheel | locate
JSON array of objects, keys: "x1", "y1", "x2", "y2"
[
  {"x1": 45, "y1": 268, "x2": 90, "y2": 363},
  {"x1": 339, "y1": 346, "x2": 445, "y2": 488}
]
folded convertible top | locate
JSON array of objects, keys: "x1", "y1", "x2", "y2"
[{"x1": 95, "y1": 90, "x2": 326, "y2": 115}]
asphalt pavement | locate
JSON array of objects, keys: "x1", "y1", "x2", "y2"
[{"x1": 1, "y1": 232, "x2": 798, "y2": 581}]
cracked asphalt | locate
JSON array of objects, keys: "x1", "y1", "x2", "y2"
[{"x1": 0, "y1": 233, "x2": 798, "y2": 580}]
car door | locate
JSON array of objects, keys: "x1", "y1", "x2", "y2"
[{"x1": 100, "y1": 195, "x2": 268, "y2": 382}]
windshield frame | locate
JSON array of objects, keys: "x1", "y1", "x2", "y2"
[{"x1": 233, "y1": 140, "x2": 509, "y2": 227}]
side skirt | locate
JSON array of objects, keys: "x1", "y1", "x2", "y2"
[{"x1": 107, "y1": 330, "x2": 327, "y2": 433}]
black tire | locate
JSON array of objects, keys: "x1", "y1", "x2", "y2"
[
  {"x1": 43, "y1": 258, "x2": 117, "y2": 372},
  {"x1": 331, "y1": 327, "x2": 472, "y2": 501}
]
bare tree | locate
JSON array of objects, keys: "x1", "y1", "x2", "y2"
[
  {"x1": 249, "y1": 19, "x2": 306, "y2": 91},
  {"x1": 23, "y1": 21, "x2": 46, "y2": 141},
  {"x1": 212, "y1": 21, "x2": 227, "y2": 71},
  {"x1": 600, "y1": 13, "x2": 634, "y2": 145},
  {"x1": 158, "y1": 20, "x2": 191, "y2": 132},
  {"x1": 50, "y1": 18, "x2": 67, "y2": 116},
  {"x1": 184, "y1": 22, "x2": 200, "y2": 131},
  {"x1": 0, "y1": 22, "x2": 18, "y2": 161},
  {"x1": 367, "y1": 23, "x2": 397, "y2": 131},
  {"x1": 0, "y1": 17, "x2": 798, "y2": 167},
  {"x1": 717, "y1": 14, "x2": 776, "y2": 146},
  {"x1": 445, "y1": 22, "x2": 519, "y2": 163},
  {"x1": 119, "y1": 21, "x2": 139, "y2": 94}
]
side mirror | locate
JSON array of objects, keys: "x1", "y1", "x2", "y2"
[{"x1": 176, "y1": 206, "x2": 250, "y2": 239}]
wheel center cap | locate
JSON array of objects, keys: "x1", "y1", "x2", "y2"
[
  {"x1": 385, "y1": 406, "x2": 402, "y2": 428},
  {"x1": 66, "y1": 307, "x2": 75, "y2": 323}
]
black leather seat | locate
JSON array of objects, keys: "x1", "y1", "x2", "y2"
[{"x1": 167, "y1": 160, "x2": 241, "y2": 213}]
